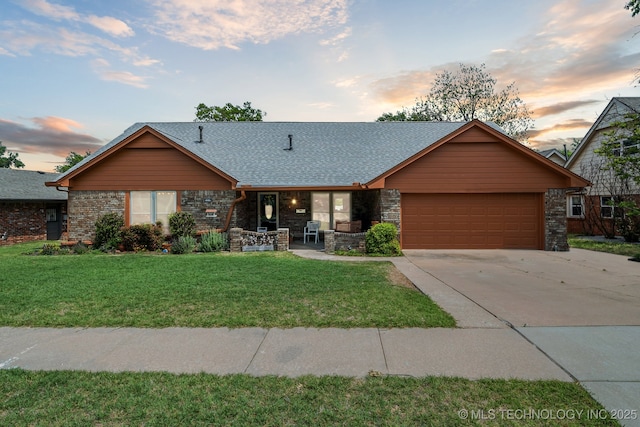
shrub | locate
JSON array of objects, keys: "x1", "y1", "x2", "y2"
[
  {"x1": 365, "y1": 223, "x2": 402, "y2": 256},
  {"x1": 94, "y1": 213, "x2": 124, "y2": 250},
  {"x1": 120, "y1": 223, "x2": 164, "y2": 252},
  {"x1": 169, "y1": 212, "x2": 196, "y2": 238},
  {"x1": 40, "y1": 243, "x2": 61, "y2": 255},
  {"x1": 171, "y1": 235, "x2": 197, "y2": 254},
  {"x1": 198, "y1": 230, "x2": 228, "y2": 252},
  {"x1": 71, "y1": 241, "x2": 90, "y2": 255}
]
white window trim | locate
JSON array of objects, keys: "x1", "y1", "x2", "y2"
[
  {"x1": 566, "y1": 195, "x2": 584, "y2": 219},
  {"x1": 130, "y1": 190, "x2": 177, "y2": 232},
  {"x1": 600, "y1": 196, "x2": 614, "y2": 219}
]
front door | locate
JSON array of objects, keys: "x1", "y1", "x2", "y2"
[
  {"x1": 46, "y1": 205, "x2": 62, "y2": 240},
  {"x1": 258, "y1": 193, "x2": 278, "y2": 231}
]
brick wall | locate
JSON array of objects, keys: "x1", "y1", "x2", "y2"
[
  {"x1": 379, "y1": 189, "x2": 401, "y2": 233},
  {"x1": 68, "y1": 191, "x2": 126, "y2": 241},
  {"x1": 545, "y1": 188, "x2": 569, "y2": 251},
  {"x1": 180, "y1": 190, "x2": 238, "y2": 231},
  {"x1": 0, "y1": 202, "x2": 46, "y2": 245}
]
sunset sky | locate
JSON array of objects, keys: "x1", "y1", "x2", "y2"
[{"x1": 1, "y1": 0, "x2": 639, "y2": 171}]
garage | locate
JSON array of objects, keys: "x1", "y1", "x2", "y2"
[{"x1": 401, "y1": 193, "x2": 542, "y2": 249}]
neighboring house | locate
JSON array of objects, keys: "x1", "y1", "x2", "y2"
[
  {"x1": 46, "y1": 120, "x2": 588, "y2": 250},
  {"x1": 565, "y1": 97, "x2": 640, "y2": 236},
  {"x1": 0, "y1": 168, "x2": 67, "y2": 245},
  {"x1": 539, "y1": 148, "x2": 567, "y2": 166}
]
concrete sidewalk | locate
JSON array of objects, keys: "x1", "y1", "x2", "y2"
[{"x1": 0, "y1": 326, "x2": 570, "y2": 380}]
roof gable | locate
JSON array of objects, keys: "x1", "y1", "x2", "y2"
[
  {"x1": 566, "y1": 97, "x2": 640, "y2": 169},
  {"x1": 48, "y1": 126, "x2": 237, "y2": 189},
  {"x1": 369, "y1": 120, "x2": 588, "y2": 189}
]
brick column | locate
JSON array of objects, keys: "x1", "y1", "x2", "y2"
[
  {"x1": 544, "y1": 189, "x2": 569, "y2": 251},
  {"x1": 276, "y1": 228, "x2": 289, "y2": 251},
  {"x1": 229, "y1": 227, "x2": 242, "y2": 252},
  {"x1": 379, "y1": 189, "x2": 401, "y2": 233},
  {"x1": 324, "y1": 230, "x2": 335, "y2": 254}
]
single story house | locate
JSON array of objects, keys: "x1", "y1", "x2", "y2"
[
  {"x1": 46, "y1": 120, "x2": 588, "y2": 250},
  {"x1": 1, "y1": 168, "x2": 67, "y2": 245},
  {"x1": 565, "y1": 97, "x2": 640, "y2": 236}
]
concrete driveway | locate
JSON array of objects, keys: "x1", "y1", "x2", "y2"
[
  {"x1": 403, "y1": 248, "x2": 640, "y2": 327},
  {"x1": 404, "y1": 248, "x2": 640, "y2": 427}
]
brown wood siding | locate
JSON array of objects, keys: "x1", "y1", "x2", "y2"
[
  {"x1": 69, "y1": 146, "x2": 233, "y2": 191},
  {"x1": 386, "y1": 141, "x2": 570, "y2": 193},
  {"x1": 401, "y1": 193, "x2": 542, "y2": 249}
]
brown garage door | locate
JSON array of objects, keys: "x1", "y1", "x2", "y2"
[{"x1": 401, "y1": 193, "x2": 542, "y2": 249}]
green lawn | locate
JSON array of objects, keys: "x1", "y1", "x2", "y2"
[
  {"x1": 0, "y1": 370, "x2": 617, "y2": 427},
  {"x1": 568, "y1": 235, "x2": 640, "y2": 258},
  {"x1": 0, "y1": 242, "x2": 454, "y2": 328}
]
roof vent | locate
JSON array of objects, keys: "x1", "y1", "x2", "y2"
[
  {"x1": 198, "y1": 125, "x2": 204, "y2": 143},
  {"x1": 284, "y1": 134, "x2": 293, "y2": 151}
]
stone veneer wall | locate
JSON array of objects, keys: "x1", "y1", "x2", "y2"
[
  {"x1": 324, "y1": 230, "x2": 366, "y2": 254},
  {"x1": 180, "y1": 190, "x2": 238, "y2": 232},
  {"x1": 228, "y1": 227, "x2": 289, "y2": 252},
  {"x1": 379, "y1": 189, "x2": 401, "y2": 233},
  {"x1": 68, "y1": 191, "x2": 125, "y2": 242},
  {"x1": 0, "y1": 202, "x2": 46, "y2": 245},
  {"x1": 545, "y1": 188, "x2": 569, "y2": 251}
]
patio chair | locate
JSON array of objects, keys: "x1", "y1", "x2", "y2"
[{"x1": 303, "y1": 220, "x2": 320, "y2": 244}]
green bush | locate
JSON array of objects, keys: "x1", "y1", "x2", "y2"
[
  {"x1": 198, "y1": 230, "x2": 227, "y2": 252},
  {"x1": 94, "y1": 213, "x2": 124, "y2": 250},
  {"x1": 120, "y1": 223, "x2": 164, "y2": 252},
  {"x1": 365, "y1": 223, "x2": 402, "y2": 256},
  {"x1": 40, "y1": 243, "x2": 61, "y2": 255},
  {"x1": 171, "y1": 235, "x2": 197, "y2": 254},
  {"x1": 169, "y1": 212, "x2": 196, "y2": 238}
]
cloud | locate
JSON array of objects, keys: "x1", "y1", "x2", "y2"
[
  {"x1": 147, "y1": 0, "x2": 349, "y2": 50},
  {"x1": 20, "y1": 0, "x2": 134, "y2": 37},
  {"x1": 0, "y1": 20, "x2": 159, "y2": 71},
  {"x1": 531, "y1": 100, "x2": 601, "y2": 118},
  {"x1": 528, "y1": 119, "x2": 593, "y2": 138},
  {"x1": 368, "y1": 0, "x2": 636, "y2": 108},
  {"x1": 0, "y1": 116, "x2": 104, "y2": 158},
  {"x1": 91, "y1": 59, "x2": 150, "y2": 88},
  {"x1": 22, "y1": 0, "x2": 79, "y2": 21},
  {"x1": 86, "y1": 15, "x2": 135, "y2": 37}
]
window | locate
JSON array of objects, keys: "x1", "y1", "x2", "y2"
[
  {"x1": 567, "y1": 195, "x2": 583, "y2": 218},
  {"x1": 600, "y1": 196, "x2": 622, "y2": 219},
  {"x1": 311, "y1": 192, "x2": 351, "y2": 230},
  {"x1": 613, "y1": 138, "x2": 640, "y2": 157},
  {"x1": 130, "y1": 191, "x2": 177, "y2": 232}
]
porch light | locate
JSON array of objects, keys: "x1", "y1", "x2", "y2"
[{"x1": 291, "y1": 198, "x2": 297, "y2": 205}]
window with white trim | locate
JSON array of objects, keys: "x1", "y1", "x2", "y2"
[
  {"x1": 600, "y1": 196, "x2": 622, "y2": 219},
  {"x1": 130, "y1": 191, "x2": 177, "y2": 232},
  {"x1": 613, "y1": 138, "x2": 640, "y2": 157},
  {"x1": 567, "y1": 195, "x2": 583, "y2": 218}
]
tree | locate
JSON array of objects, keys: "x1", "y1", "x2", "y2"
[
  {"x1": 582, "y1": 112, "x2": 640, "y2": 241},
  {"x1": 195, "y1": 101, "x2": 265, "y2": 122},
  {"x1": 0, "y1": 141, "x2": 25, "y2": 168},
  {"x1": 626, "y1": 0, "x2": 640, "y2": 16},
  {"x1": 55, "y1": 151, "x2": 91, "y2": 173},
  {"x1": 377, "y1": 63, "x2": 533, "y2": 142}
]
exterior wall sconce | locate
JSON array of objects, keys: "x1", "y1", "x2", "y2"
[{"x1": 205, "y1": 208, "x2": 218, "y2": 218}]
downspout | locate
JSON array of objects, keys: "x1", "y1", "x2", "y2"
[
  {"x1": 55, "y1": 186, "x2": 69, "y2": 193},
  {"x1": 221, "y1": 190, "x2": 246, "y2": 232}
]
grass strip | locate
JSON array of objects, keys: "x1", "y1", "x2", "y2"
[
  {"x1": 568, "y1": 236, "x2": 640, "y2": 258},
  {"x1": 0, "y1": 370, "x2": 617, "y2": 426}
]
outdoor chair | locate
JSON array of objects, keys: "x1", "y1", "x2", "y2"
[{"x1": 303, "y1": 220, "x2": 320, "y2": 244}]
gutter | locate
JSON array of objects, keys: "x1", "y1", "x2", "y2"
[{"x1": 221, "y1": 190, "x2": 246, "y2": 232}]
